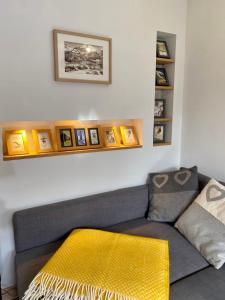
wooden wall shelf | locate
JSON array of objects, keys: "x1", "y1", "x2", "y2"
[
  {"x1": 154, "y1": 118, "x2": 172, "y2": 123},
  {"x1": 3, "y1": 145, "x2": 143, "y2": 161},
  {"x1": 156, "y1": 58, "x2": 175, "y2": 65},
  {"x1": 155, "y1": 86, "x2": 173, "y2": 91},
  {"x1": 153, "y1": 142, "x2": 171, "y2": 147}
]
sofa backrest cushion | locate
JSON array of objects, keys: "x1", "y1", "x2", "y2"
[
  {"x1": 13, "y1": 185, "x2": 148, "y2": 253},
  {"x1": 198, "y1": 173, "x2": 225, "y2": 190}
]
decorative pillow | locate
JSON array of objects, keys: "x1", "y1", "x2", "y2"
[
  {"x1": 148, "y1": 166, "x2": 199, "y2": 222},
  {"x1": 175, "y1": 179, "x2": 225, "y2": 269}
]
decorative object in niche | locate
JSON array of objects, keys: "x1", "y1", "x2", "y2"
[
  {"x1": 102, "y1": 127, "x2": 120, "y2": 147},
  {"x1": 156, "y1": 67, "x2": 169, "y2": 86},
  {"x1": 53, "y1": 29, "x2": 112, "y2": 84},
  {"x1": 88, "y1": 127, "x2": 102, "y2": 148},
  {"x1": 5, "y1": 130, "x2": 28, "y2": 155},
  {"x1": 56, "y1": 127, "x2": 74, "y2": 151},
  {"x1": 120, "y1": 126, "x2": 138, "y2": 146},
  {"x1": 74, "y1": 128, "x2": 88, "y2": 148},
  {"x1": 153, "y1": 124, "x2": 166, "y2": 143},
  {"x1": 156, "y1": 40, "x2": 170, "y2": 59},
  {"x1": 32, "y1": 129, "x2": 54, "y2": 153},
  {"x1": 154, "y1": 99, "x2": 166, "y2": 118}
]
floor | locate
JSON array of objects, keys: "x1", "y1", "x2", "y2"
[{"x1": 1, "y1": 287, "x2": 18, "y2": 300}]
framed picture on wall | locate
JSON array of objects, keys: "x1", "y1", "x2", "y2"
[
  {"x1": 154, "y1": 99, "x2": 166, "y2": 118},
  {"x1": 53, "y1": 29, "x2": 112, "y2": 84},
  {"x1": 153, "y1": 124, "x2": 166, "y2": 143},
  {"x1": 33, "y1": 129, "x2": 54, "y2": 153},
  {"x1": 156, "y1": 68, "x2": 169, "y2": 86},
  {"x1": 74, "y1": 128, "x2": 88, "y2": 148},
  {"x1": 156, "y1": 40, "x2": 170, "y2": 59},
  {"x1": 120, "y1": 126, "x2": 138, "y2": 146},
  {"x1": 88, "y1": 127, "x2": 102, "y2": 148},
  {"x1": 102, "y1": 127, "x2": 120, "y2": 147},
  {"x1": 5, "y1": 130, "x2": 28, "y2": 156},
  {"x1": 56, "y1": 127, "x2": 74, "y2": 151}
]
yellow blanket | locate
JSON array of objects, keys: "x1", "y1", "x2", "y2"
[{"x1": 24, "y1": 229, "x2": 169, "y2": 300}]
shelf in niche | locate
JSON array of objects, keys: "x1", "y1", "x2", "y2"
[
  {"x1": 3, "y1": 145, "x2": 143, "y2": 161},
  {"x1": 155, "y1": 86, "x2": 173, "y2": 91},
  {"x1": 154, "y1": 118, "x2": 172, "y2": 123},
  {"x1": 156, "y1": 57, "x2": 175, "y2": 65},
  {"x1": 153, "y1": 142, "x2": 171, "y2": 147}
]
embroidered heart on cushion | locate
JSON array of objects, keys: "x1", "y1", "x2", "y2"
[
  {"x1": 153, "y1": 174, "x2": 169, "y2": 189},
  {"x1": 174, "y1": 170, "x2": 191, "y2": 186},
  {"x1": 206, "y1": 184, "x2": 225, "y2": 202}
]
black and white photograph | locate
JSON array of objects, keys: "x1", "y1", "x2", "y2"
[
  {"x1": 88, "y1": 128, "x2": 100, "y2": 145},
  {"x1": 153, "y1": 124, "x2": 166, "y2": 143},
  {"x1": 154, "y1": 99, "x2": 166, "y2": 118},
  {"x1": 74, "y1": 128, "x2": 87, "y2": 146},
  {"x1": 53, "y1": 30, "x2": 112, "y2": 84}
]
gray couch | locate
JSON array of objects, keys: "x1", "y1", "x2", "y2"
[{"x1": 13, "y1": 173, "x2": 225, "y2": 300}]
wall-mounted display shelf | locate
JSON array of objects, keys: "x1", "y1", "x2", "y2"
[
  {"x1": 1, "y1": 119, "x2": 143, "y2": 161},
  {"x1": 153, "y1": 31, "x2": 176, "y2": 147}
]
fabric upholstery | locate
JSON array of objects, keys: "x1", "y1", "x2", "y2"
[
  {"x1": 148, "y1": 167, "x2": 199, "y2": 222},
  {"x1": 13, "y1": 185, "x2": 148, "y2": 252},
  {"x1": 170, "y1": 265, "x2": 225, "y2": 300},
  {"x1": 175, "y1": 179, "x2": 225, "y2": 269}
]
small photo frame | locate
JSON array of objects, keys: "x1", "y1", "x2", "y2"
[
  {"x1": 74, "y1": 128, "x2": 88, "y2": 148},
  {"x1": 156, "y1": 40, "x2": 170, "y2": 59},
  {"x1": 102, "y1": 127, "x2": 120, "y2": 147},
  {"x1": 33, "y1": 129, "x2": 54, "y2": 153},
  {"x1": 156, "y1": 68, "x2": 169, "y2": 86},
  {"x1": 56, "y1": 127, "x2": 74, "y2": 151},
  {"x1": 120, "y1": 126, "x2": 138, "y2": 146},
  {"x1": 88, "y1": 127, "x2": 102, "y2": 148},
  {"x1": 53, "y1": 29, "x2": 112, "y2": 84},
  {"x1": 5, "y1": 130, "x2": 28, "y2": 156},
  {"x1": 153, "y1": 124, "x2": 166, "y2": 143},
  {"x1": 154, "y1": 99, "x2": 166, "y2": 118}
]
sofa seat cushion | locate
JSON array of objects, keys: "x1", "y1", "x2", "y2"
[
  {"x1": 107, "y1": 218, "x2": 209, "y2": 283},
  {"x1": 170, "y1": 265, "x2": 225, "y2": 300},
  {"x1": 16, "y1": 218, "x2": 208, "y2": 299},
  {"x1": 15, "y1": 240, "x2": 63, "y2": 300}
]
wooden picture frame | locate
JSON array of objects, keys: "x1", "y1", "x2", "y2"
[
  {"x1": 56, "y1": 127, "x2": 75, "y2": 151},
  {"x1": 156, "y1": 40, "x2": 170, "y2": 59},
  {"x1": 153, "y1": 124, "x2": 166, "y2": 143},
  {"x1": 32, "y1": 129, "x2": 54, "y2": 153},
  {"x1": 5, "y1": 130, "x2": 29, "y2": 156},
  {"x1": 74, "y1": 127, "x2": 89, "y2": 149},
  {"x1": 102, "y1": 126, "x2": 120, "y2": 147},
  {"x1": 120, "y1": 126, "x2": 139, "y2": 146},
  {"x1": 53, "y1": 29, "x2": 112, "y2": 84},
  {"x1": 156, "y1": 68, "x2": 169, "y2": 86},
  {"x1": 87, "y1": 126, "x2": 102, "y2": 148},
  {"x1": 154, "y1": 99, "x2": 166, "y2": 118}
]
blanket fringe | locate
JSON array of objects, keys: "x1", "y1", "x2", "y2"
[{"x1": 23, "y1": 272, "x2": 135, "y2": 300}]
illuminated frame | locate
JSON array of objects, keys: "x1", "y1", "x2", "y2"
[
  {"x1": 120, "y1": 126, "x2": 139, "y2": 146},
  {"x1": 32, "y1": 129, "x2": 54, "y2": 153},
  {"x1": 102, "y1": 126, "x2": 120, "y2": 147},
  {"x1": 5, "y1": 130, "x2": 29, "y2": 156},
  {"x1": 56, "y1": 127, "x2": 75, "y2": 151}
]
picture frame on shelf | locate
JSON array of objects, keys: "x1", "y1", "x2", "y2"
[
  {"x1": 53, "y1": 29, "x2": 112, "y2": 84},
  {"x1": 156, "y1": 68, "x2": 169, "y2": 86},
  {"x1": 5, "y1": 130, "x2": 29, "y2": 156},
  {"x1": 154, "y1": 99, "x2": 166, "y2": 118},
  {"x1": 56, "y1": 127, "x2": 74, "y2": 151},
  {"x1": 74, "y1": 128, "x2": 88, "y2": 149},
  {"x1": 156, "y1": 40, "x2": 170, "y2": 59},
  {"x1": 153, "y1": 124, "x2": 166, "y2": 143},
  {"x1": 102, "y1": 126, "x2": 120, "y2": 147},
  {"x1": 120, "y1": 126, "x2": 138, "y2": 146},
  {"x1": 88, "y1": 127, "x2": 102, "y2": 148},
  {"x1": 32, "y1": 129, "x2": 54, "y2": 153}
]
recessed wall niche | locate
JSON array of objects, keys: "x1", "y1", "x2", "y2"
[
  {"x1": 1, "y1": 119, "x2": 143, "y2": 161},
  {"x1": 154, "y1": 31, "x2": 176, "y2": 147}
]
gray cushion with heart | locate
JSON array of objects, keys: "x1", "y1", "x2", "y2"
[
  {"x1": 148, "y1": 166, "x2": 199, "y2": 222},
  {"x1": 175, "y1": 178, "x2": 225, "y2": 269}
]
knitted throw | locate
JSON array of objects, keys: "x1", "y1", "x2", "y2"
[{"x1": 23, "y1": 229, "x2": 169, "y2": 300}]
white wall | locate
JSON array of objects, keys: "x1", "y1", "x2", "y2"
[
  {"x1": 0, "y1": 0, "x2": 187, "y2": 287},
  {"x1": 181, "y1": 0, "x2": 225, "y2": 181}
]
